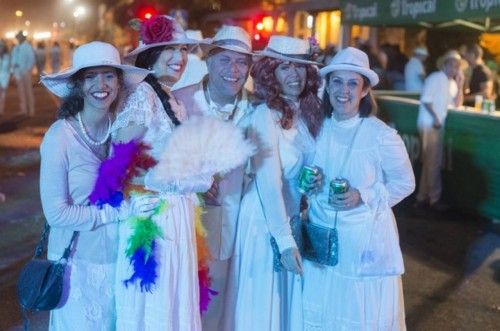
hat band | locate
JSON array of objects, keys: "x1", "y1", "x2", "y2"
[
  {"x1": 213, "y1": 39, "x2": 251, "y2": 52},
  {"x1": 335, "y1": 62, "x2": 367, "y2": 69},
  {"x1": 266, "y1": 47, "x2": 311, "y2": 61}
]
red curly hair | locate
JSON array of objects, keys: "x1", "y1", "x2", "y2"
[{"x1": 251, "y1": 57, "x2": 323, "y2": 137}]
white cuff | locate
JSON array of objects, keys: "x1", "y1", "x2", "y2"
[{"x1": 275, "y1": 234, "x2": 297, "y2": 254}]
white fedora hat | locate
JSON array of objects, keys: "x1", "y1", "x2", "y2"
[
  {"x1": 199, "y1": 25, "x2": 253, "y2": 56},
  {"x1": 414, "y1": 46, "x2": 429, "y2": 57},
  {"x1": 254, "y1": 35, "x2": 320, "y2": 65},
  {"x1": 125, "y1": 15, "x2": 198, "y2": 61},
  {"x1": 320, "y1": 47, "x2": 379, "y2": 87},
  {"x1": 41, "y1": 41, "x2": 150, "y2": 98}
]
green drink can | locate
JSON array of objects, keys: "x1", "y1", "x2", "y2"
[
  {"x1": 298, "y1": 165, "x2": 318, "y2": 194},
  {"x1": 328, "y1": 177, "x2": 350, "y2": 205}
]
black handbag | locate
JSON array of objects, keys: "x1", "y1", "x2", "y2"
[{"x1": 16, "y1": 221, "x2": 77, "y2": 330}]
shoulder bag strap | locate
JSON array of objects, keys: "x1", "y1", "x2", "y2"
[{"x1": 33, "y1": 220, "x2": 78, "y2": 260}]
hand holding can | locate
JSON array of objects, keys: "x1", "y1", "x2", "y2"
[{"x1": 298, "y1": 165, "x2": 322, "y2": 195}]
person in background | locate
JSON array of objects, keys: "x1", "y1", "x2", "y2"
[
  {"x1": 229, "y1": 35, "x2": 323, "y2": 331},
  {"x1": 0, "y1": 40, "x2": 10, "y2": 116},
  {"x1": 11, "y1": 31, "x2": 35, "y2": 117},
  {"x1": 173, "y1": 25, "x2": 254, "y2": 331},
  {"x1": 463, "y1": 43, "x2": 494, "y2": 106},
  {"x1": 35, "y1": 41, "x2": 47, "y2": 75},
  {"x1": 39, "y1": 41, "x2": 153, "y2": 330},
  {"x1": 301, "y1": 46, "x2": 415, "y2": 330},
  {"x1": 414, "y1": 50, "x2": 464, "y2": 212},
  {"x1": 51, "y1": 41, "x2": 61, "y2": 73},
  {"x1": 172, "y1": 29, "x2": 207, "y2": 90},
  {"x1": 405, "y1": 46, "x2": 428, "y2": 92}
]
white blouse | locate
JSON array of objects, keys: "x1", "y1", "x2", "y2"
[{"x1": 308, "y1": 114, "x2": 415, "y2": 275}]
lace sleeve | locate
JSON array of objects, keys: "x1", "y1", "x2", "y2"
[{"x1": 112, "y1": 82, "x2": 158, "y2": 133}]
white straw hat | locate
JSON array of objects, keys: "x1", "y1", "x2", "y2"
[
  {"x1": 125, "y1": 15, "x2": 198, "y2": 61},
  {"x1": 199, "y1": 25, "x2": 253, "y2": 56},
  {"x1": 41, "y1": 41, "x2": 150, "y2": 98},
  {"x1": 319, "y1": 47, "x2": 379, "y2": 87},
  {"x1": 254, "y1": 35, "x2": 320, "y2": 65}
]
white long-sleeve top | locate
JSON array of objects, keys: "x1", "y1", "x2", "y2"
[
  {"x1": 11, "y1": 41, "x2": 35, "y2": 79},
  {"x1": 247, "y1": 103, "x2": 315, "y2": 252},
  {"x1": 308, "y1": 114, "x2": 415, "y2": 275},
  {"x1": 40, "y1": 120, "x2": 118, "y2": 263}
]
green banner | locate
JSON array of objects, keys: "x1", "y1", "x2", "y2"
[
  {"x1": 376, "y1": 95, "x2": 500, "y2": 220},
  {"x1": 341, "y1": 0, "x2": 500, "y2": 26}
]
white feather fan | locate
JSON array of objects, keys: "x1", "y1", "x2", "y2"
[{"x1": 148, "y1": 116, "x2": 256, "y2": 183}]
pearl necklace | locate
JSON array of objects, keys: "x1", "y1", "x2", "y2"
[
  {"x1": 77, "y1": 112, "x2": 111, "y2": 146},
  {"x1": 158, "y1": 80, "x2": 172, "y2": 91}
]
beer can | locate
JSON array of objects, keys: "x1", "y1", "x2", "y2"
[
  {"x1": 328, "y1": 177, "x2": 350, "y2": 205},
  {"x1": 298, "y1": 165, "x2": 318, "y2": 194}
]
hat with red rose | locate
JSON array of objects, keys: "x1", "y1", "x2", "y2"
[{"x1": 125, "y1": 15, "x2": 198, "y2": 61}]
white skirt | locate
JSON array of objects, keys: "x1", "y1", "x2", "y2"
[
  {"x1": 302, "y1": 259, "x2": 406, "y2": 331},
  {"x1": 226, "y1": 189, "x2": 301, "y2": 331},
  {"x1": 115, "y1": 194, "x2": 201, "y2": 331},
  {"x1": 49, "y1": 259, "x2": 116, "y2": 331}
]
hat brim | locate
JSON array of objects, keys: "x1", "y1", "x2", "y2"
[
  {"x1": 319, "y1": 63, "x2": 379, "y2": 87},
  {"x1": 41, "y1": 64, "x2": 150, "y2": 98},
  {"x1": 124, "y1": 38, "x2": 199, "y2": 63},
  {"x1": 199, "y1": 42, "x2": 254, "y2": 56},
  {"x1": 253, "y1": 50, "x2": 320, "y2": 66}
]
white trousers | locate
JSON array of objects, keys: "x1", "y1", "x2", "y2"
[
  {"x1": 16, "y1": 71, "x2": 35, "y2": 116},
  {"x1": 202, "y1": 258, "x2": 230, "y2": 331},
  {"x1": 416, "y1": 126, "x2": 444, "y2": 204}
]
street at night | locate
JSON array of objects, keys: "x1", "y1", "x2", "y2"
[{"x1": 0, "y1": 82, "x2": 498, "y2": 330}]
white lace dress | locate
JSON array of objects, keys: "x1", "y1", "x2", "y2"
[
  {"x1": 112, "y1": 82, "x2": 203, "y2": 331},
  {"x1": 227, "y1": 104, "x2": 315, "y2": 331}
]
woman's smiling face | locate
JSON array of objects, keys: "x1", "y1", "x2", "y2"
[
  {"x1": 81, "y1": 66, "x2": 119, "y2": 112},
  {"x1": 327, "y1": 70, "x2": 368, "y2": 120}
]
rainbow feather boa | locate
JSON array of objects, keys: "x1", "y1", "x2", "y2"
[{"x1": 89, "y1": 140, "x2": 217, "y2": 312}]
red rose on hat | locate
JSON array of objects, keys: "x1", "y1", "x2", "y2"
[{"x1": 140, "y1": 15, "x2": 174, "y2": 45}]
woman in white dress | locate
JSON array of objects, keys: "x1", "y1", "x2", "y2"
[
  {"x1": 301, "y1": 47, "x2": 415, "y2": 330},
  {"x1": 0, "y1": 40, "x2": 10, "y2": 115},
  {"x1": 111, "y1": 15, "x2": 211, "y2": 331},
  {"x1": 229, "y1": 36, "x2": 323, "y2": 331},
  {"x1": 39, "y1": 41, "x2": 153, "y2": 331}
]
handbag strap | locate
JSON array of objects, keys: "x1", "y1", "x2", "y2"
[
  {"x1": 33, "y1": 220, "x2": 78, "y2": 260},
  {"x1": 329, "y1": 118, "x2": 364, "y2": 229}
]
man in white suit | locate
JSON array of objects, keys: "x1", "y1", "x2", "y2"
[
  {"x1": 11, "y1": 31, "x2": 35, "y2": 117},
  {"x1": 174, "y1": 25, "x2": 253, "y2": 331}
]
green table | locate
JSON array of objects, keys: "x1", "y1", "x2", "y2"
[{"x1": 376, "y1": 95, "x2": 500, "y2": 220}]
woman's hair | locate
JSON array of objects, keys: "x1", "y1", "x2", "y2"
[
  {"x1": 134, "y1": 46, "x2": 166, "y2": 71},
  {"x1": 57, "y1": 68, "x2": 123, "y2": 119},
  {"x1": 322, "y1": 73, "x2": 378, "y2": 118},
  {"x1": 251, "y1": 57, "x2": 323, "y2": 137},
  {"x1": 134, "y1": 46, "x2": 181, "y2": 126}
]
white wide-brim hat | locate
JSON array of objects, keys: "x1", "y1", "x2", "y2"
[
  {"x1": 41, "y1": 41, "x2": 150, "y2": 98},
  {"x1": 319, "y1": 47, "x2": 379, "y2": 87},
  {"x1": 125, "y1": 15, "x2": 199, "y2": 62},
  {"x1": 199, "y1": 25, "x2": 253, "y2": 56},
  {"x1": 254, "y1": 35, "x2": 320, "y2": 65}
]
